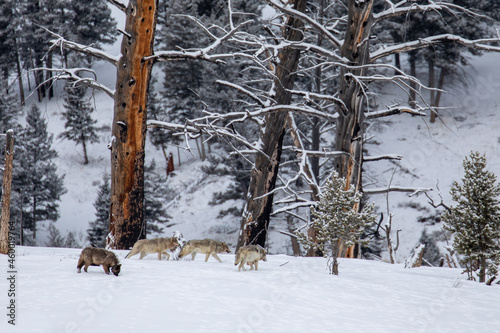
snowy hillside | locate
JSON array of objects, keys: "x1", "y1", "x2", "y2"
[
  {"x1": 2, "y1": 246, "x2": 500, "y2": 333},
  {"x1": 14, "y1": 3, "x2": 500, "y2": 262}
]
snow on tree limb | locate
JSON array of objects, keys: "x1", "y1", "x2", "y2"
[
  {"x1": 374, "y1": 2, "x2": 492, "y2": 23},
  {"x1": 29, "y1": 68, "x2": 115, "y2": 99},
  {"x1": 266, "y1": 0, "x2": 342, "y2": 49},
  {"x1": 147, "y1": 19, "x2": 253, "y2": 64},
  {"x1": 371, "y1": 34, "x2": 500, "y2": 63},
  {"x1": 365, "y1": 107, "x2": 426, "y2": 119},
  {"x1": 363, "y1": 154, "x2": 403, "y2": 162},
  {"x1": 364, "y1": 186, "x2": 432, "y2": 197},
  {"x1": 48, "y1": 38, "x2": 119, "y2": 67}
]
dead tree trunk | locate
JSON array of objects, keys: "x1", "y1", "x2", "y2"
[
  {"x1": 334, "y1": 0, "x2": 374, "y2": 258},
  {"x1": 0, "y1": 130, "x2": 14, "y2": 254},
  {"x1": 236, "y1": 0, "x2": 307, "y2": 250},
  {"x1": 107, "y1": 0, "x2": 157, "y2": 250}
]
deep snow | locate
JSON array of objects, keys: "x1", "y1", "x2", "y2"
[{"x1": 1, "y1": 246, "x2": 500, "y2": 333}]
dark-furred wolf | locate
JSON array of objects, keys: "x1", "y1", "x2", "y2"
[
  {"x1": 125, "y1": 237, "x2": 180, "y2": 260},
  {"x1": 179, "y1": 239, "x2": 231, "y2": 262},
  {"x1": 77, "y1": 247, "x2": 121, "y2": 276},
  {"x1": 234, "y1": 245, "x2": 267, "y2": 271}
]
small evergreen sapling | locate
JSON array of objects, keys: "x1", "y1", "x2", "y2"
[
  {"x1": 443, "y1": 151, "x2": 500, "y2": 282},
  {"x1": 297, "y1": 171, "x2": 376, "y2": 275},
  {"x1": 87, "y1": 174, "x2": 110, "y2": 248}
]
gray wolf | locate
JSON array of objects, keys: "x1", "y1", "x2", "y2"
[
  {"x1": 178, "y1": 239, "x2": 231, "y2": 262},
  {"x1": 125, "y1": 237, "x2": 180, "y2": 260},
  {"x1": 77, "y1": 247, "x2": 121, "y2": 276},
  {"x1": 234, "y1": 245, "x2": 267, "y2": 271}
]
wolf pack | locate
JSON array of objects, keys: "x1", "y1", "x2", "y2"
[{"x1": 76, "y1": 233, "x2": 267, "y2": 276}]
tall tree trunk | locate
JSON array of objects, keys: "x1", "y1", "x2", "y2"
[
  {"x1": 334, "y1": 0, "x2": 374, "y2": 258},
  {"x1": 107, "y1": 0, "x2": 158, "y2": 250},
  {"x1": 45, "y1": 52, "x2": 54, "y2": 99},
  {"x1": 408, "y1": 51, "x2": 417, "y2": 108},
  {"x1": 15, "y1": 44, "x2": 25, "y2": 106},
  {"x1": 428, "y1": 58, "x2": 436, "y2": 123},
  {"x1": 82, "y1": 138, "x2": 89, "y2": 165},
  {"x1": 433, "y1": 66, "x2": 446, "y2": 108},
  {"x1": 236, "y1": 0, "x2": 307, "y2": 250},
  {"x1": 0, "y1": 130, "x2": 14, "y2": 254}
]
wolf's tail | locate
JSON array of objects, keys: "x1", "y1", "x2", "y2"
[{"x1": 125, "y1": 250, "x2": 132, "y2": 258}]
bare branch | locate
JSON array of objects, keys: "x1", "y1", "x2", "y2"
[
  {"x1": 105, "y1": 0, "x2": 127, "y2": 13},
  {"x1": 288, "y1": 89, "x2": 347, "y2": 115},
  {"x1": 148, "y1": 19, "x2": 252, "y2": 63},
  {"x1": 366, "y1": 106, "x2": 426, "y2": 119},
  {"x1": 364, "y1": 186, "x2": 432, "y2": 196},
  {"x1": 34, "y1": 68, "x2": 115, "y2": 99},
  {"x1": 371, "y1": 34, "x2": 500, "y2": 63},
  {"x1": 216, "y1": 80, "x2": 270, "y2": 107},
  {"x1": 363, "y1": 154, "x2": 403, "y2": 162},
  {"x1": 374, "y1": 2, "x2": 494, "y2": 23},
  {"x1": 50, "y1": 37, "x2": 119, "y2": 67},
  {"x1": 266, "y1": 0, "x2": 342, "y2": 49}
]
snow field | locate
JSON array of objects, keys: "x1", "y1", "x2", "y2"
[{"x1": 1, "y1": 246, "x2": 499, "y2": 333}]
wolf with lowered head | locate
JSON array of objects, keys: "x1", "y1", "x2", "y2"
[
  {"x1": 77, "y1": 247, "x2": 121, "y2": 276},
  {"x1": 179, "y1": 238, "x2": 231, "y2": 262},
  {"x1": 125, "y1": 237, "x2": 180, "y2": 260},
  {"x1": 234, "y1": 245, "x2": 267, "y2": 271}
]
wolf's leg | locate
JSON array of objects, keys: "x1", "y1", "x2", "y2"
[
  {"x1": 103, "y1": 265, "x2": 110, "y2": 274},
  {"x1": 191, "y1": 252, "x2": 197, "y2": 260},
  {"x1": 212, "y1": 253, "x2": 222, "y2": 263},
  {"x1": 254, "y1": 261, "x2": 259, "y2": 271},
  {"x1": 125, "y1": 249, "x2": 137, "y2": 259},
  {"x1": 139, "y1": 252, "x2": 147, "y2": 259},
  {"x1": 162, "y1": 251, "x2": 170, "y2": 260},
  {"x1": 158, "y1": 252, "x2": 162, "y2": 260},
  {"x1": 238, "y1": 262, "x2": 246, "y2": 271},
  {"x1": 84, "y1": 264, "x2": 90, "y2": 273},
  {"x1": 205, "y1": 253, "x2": 211, "y2": 262}
]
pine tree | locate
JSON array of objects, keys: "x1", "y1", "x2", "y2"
[
  {"x1": 0, "y1": 77, "x2": 21, "y2": 133},
  {"x1": 87, "y1": 174, "x2": 110, "y2": 248},
  {"x1": 13, "y1": 104, "x2": 66, "y2": 242},
  {"x1": 58, "y1": 83, "x2": 99, "y2": 164},
  {"x1": 68, "y1": 0, "x2": 117, "y2": 47},
  {"x1": 144, "y1": 160, "x2": 170, "y2": 235},
  {"x1": 443, "y1": 151, "x2": 500, "y2": 282},
  {"x1": 45, "y1": 224, "x2": 65, "y2": 247},
  {"x1": 297, "y1": 171, "x2": 376, "y2": 275},
  {"x1": 65, "y1": 231, "x2": 80, "y2": 248}
]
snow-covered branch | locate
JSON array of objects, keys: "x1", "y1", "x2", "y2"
[
  {"x1": 371, "y1": 34, "x2": 500, "y2": 63},
  {"x1": 216, "y1": 80, "x2": 271, "y2": 107},
  {"x1": 363, "y1": 154, "x2": 403, "y2": 162},
  {"x1": 147, "y1": 19, "x2": 252, "y2": 64},
  {"x1": 35, "y1": 68, "x2": 115, "y2": 99},
  {"x1": 374, "y1": 2, "x2": 492, "y2": 23},
  {"x1": 266, "y1": 0, "x2": 342, "y2": 49},
  {"x1": 365, "y1": 107, "x2": 426, "y2": 119},
  {"x1": 364, "y1": 186, "x2": 432, "y2": 197},
  {"x1": 288, "y1": 89, "x2": 347, "y2": 116},
  {"x1": 48, "y1": 36, "x2": 119, "y2": 67},
  {"x1": 147, "y1": 120, "x2": 267, "y2": 157}
]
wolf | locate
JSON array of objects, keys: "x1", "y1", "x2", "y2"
[
  {"x1": 77, "y1": 247, "x2": 121, "y2": 276},
  {"x1": 234, "y1": 245, "x2": 267, "y2": 271},
  {"x1": 178, "y1": 239, "x2": 231, "y2": 262},
  {"x1": 125, "y1": 237, "x2": 180, "y2": 260}
]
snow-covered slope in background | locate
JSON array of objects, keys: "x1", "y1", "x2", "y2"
[
  {"x1": 1, "y1": 246, "x2": 500, "y2": 333},
  {"x1": 23, "y1": 3, "x2": 500, "y2": 261}
]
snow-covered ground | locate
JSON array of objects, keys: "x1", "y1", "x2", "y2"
[{"x1": 1, "y1": 246, "x2": 499, "y2": 333}]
